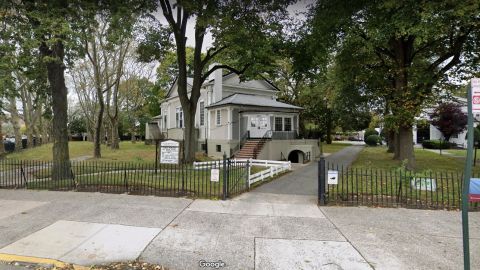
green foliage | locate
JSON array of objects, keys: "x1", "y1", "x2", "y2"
[
  {"x1": 421, "y1": 140, "x2": 451, "y2": 150},
  {"x1": 303, "y1": 0, "x2": 480, "y2": 166},
  {"x1": 364, "y1": 129, "x2": 379, "y2": 142},
  {"x1": 68, "y1": 115, "x2": 87, "y2": 134},
  {"x1": 429, "y1": 102, "x2": 467, "y2": 141},
  {"x1": 365, "y1": 135, "x2": 380, "y2": 146},
  {"x1": 154, "y1": 48, "x2": 196, "y2": 95}
]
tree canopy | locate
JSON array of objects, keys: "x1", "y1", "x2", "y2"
[{"x1": 302, "y1": 0, "x2": 480, "y2": 168}]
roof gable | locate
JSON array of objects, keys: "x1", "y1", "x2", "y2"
[{"x1": 166, "y1": 77, "x2": 194, "y2": 98}]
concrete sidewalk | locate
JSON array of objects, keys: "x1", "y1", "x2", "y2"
[{"x1": 0, "y1": 189, "x2": 479, "y2": 269}]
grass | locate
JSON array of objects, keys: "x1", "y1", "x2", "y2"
[
  {"x1": 444, "y1": 149, "x2": 468, "y2": 157},
  {"x1": 321, "y1": 142, "x2": 351, "y2": 155},
  {"x1": 350, "y1": 146, "x2": 479, "y2": 173},
  {"x1": 6, "y1": 141, "x2": 157, "y2": 163},
  {"x1": 326, "y1": 146, "x2": 479, "y2": 210}
]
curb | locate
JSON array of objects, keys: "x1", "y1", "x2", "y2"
[{"x1": 0, "y1": 253, "x2": 89, "y2": 270}]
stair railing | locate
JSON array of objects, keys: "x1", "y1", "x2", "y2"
[{"x1": 231, "y1": 131, "x2": 250, "y2": 158}]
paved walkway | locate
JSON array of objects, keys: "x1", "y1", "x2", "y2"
[
  {"x1": 251, "y1": 145, "x2": 364, "y2": 196},
  {"x1": 0, "y1": 189, "x2": 478, "y2": 270}
]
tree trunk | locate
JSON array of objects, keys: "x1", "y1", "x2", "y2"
[
  {"x1": 183, "y1": 107, "x2": 196, "y2": 162},
  {"x1": 94, "y1": 99, "x2": 104, "y2": 158},
  {"x1": 8, "y1": 97, "x2": 23, "y2": 151},
  {"x1": 130, "y1": 126, "x2": 136, "y2": 143},
  {"x1": 0, "y1": 118, "x2": 5, "y2": 155},
  {"x1": 387, "y1": 130, "x2": 395, "y2": 153},
  {"x1": 43, "y1": 41, "x2": 71, "y2": 180},
  {"x1": 395, "y1": 126, "x2": 415, "y2": 169},
  {"x1": 110, "y1": 118, "x2": 119, "y2": 149},
  {"x1": 20, "y1": 92, "x2": 34, "y2": 148},
  {"x1": 326, "y1": 122, "x2": 332, "y2": 144},
  {"x1": 391, "y1": 38, "x2": 415, "y2": 168},
  {"x1": 325, "y1": 111, "x2": 333, "y2": 144}
]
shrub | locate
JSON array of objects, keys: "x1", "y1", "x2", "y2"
[
  {"x1": 421, "y1": 140, "x2": 451, "y2": 149},
  {"x1": 364, "y1": 128, "x2": 379, "y2": 142},
  {"x1": 365, "y1": 135, "x2": 380, "y2": 146}
]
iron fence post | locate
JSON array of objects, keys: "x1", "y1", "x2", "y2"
[
  {"x1": 318, "y1": 156, "x2": 326, "y2": 205},
  {"x1": 124, "y1": 167, "x2": 128, "y2": 192},
  {"x1": 222, "y1": 153, "x2": 228, "y2": 200}
]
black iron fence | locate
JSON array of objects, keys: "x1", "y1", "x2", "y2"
[
  {"x1": 0, "y1": 157, "x2": 249, "y2": 200},
  {"x1": 318, "y1": 157, "x2": 480, "y2": 211}
]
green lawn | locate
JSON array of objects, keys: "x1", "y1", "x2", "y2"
[
  {"x1": 322, "y1": 143, "x2": 351, "y2": 155},
  {"x1": 444, "y1": 149, "x2": 467, "y2": 157},
  {"x1": 351, "y1": 146, "x2": 478, "y2": 173},
  {"x1": 6, "y1": 141, "x2": 157, "y2": 163},
  {"x1": 327, "y1": 146, "x2": 477, "y2": 209}
]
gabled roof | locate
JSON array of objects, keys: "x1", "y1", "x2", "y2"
[
  {"x1": 165, "y1": 77, "x2": 194, "y2": 98},
  {"x1": 165, "y1": 73, "x2": 279, "y2": 98},
  {"x1": 206, "y1": 93, "x2": 302, "y2": 110}
]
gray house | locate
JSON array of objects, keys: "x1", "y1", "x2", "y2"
[{"x1": 146, "y1": 67, "x2": 319, "y2": 162}]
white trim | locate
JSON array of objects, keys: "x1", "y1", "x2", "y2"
[
  {"x1": 228, "y1": 108, "x2": 232, "y2": 140},
  {"x1": 193, "y1": 159, "x2": 291, "y2": 185},
  {"x1": 175, "y1": 107, "x2": 184, "y2": 128}
]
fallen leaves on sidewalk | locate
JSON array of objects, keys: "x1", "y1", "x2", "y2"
[{"x1": 7, "y1": 261, "x2": 169, "y2": 270}]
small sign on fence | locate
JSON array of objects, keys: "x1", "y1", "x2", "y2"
[
  {"x1": 211, "y1": 169, "x2": 220, "y2": 182},
  {"x1": 160, "y1": 140, "x2": 180, "y2": 164},
  {"x1": 327, "y1": 170, "x2": 338, "y2": 185},
  {"x1": 410, "y1": 178, "x2": 436, "y2": 191}
]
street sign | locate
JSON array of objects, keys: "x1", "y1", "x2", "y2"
[
  {"x1": 327, "y1": 170, "x2": 338, "y2": 185},
  {"x1": 160, "y1": 140, "x2": 180, "y2": 164},
  {"x1": 211, "y1": 169, "x2": 220, "y2": 182},
  {"x1": 471, "y1": 78, "x2": 480, "y2": 113},
  {"x1": 469, "y1": 178, "x2": 480, "y2": 202}
]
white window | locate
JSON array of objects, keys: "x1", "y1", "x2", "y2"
[
  {"x1": 164, "y1": 115, "x2": 167, "y2": 130},
  {"x1": 284, "y1": 117, "x2": 292, "y2": 131},
  {"x1": 216, "y1": 110, "x2": 221, "y2": 126},
  {"x1": 200, "y1": 101, "x2": 205, "y2": 126},
  {"x1": 274, "y1": 117, "x2": 283, "y2": 131},
  {"x1": 176, "y1": 107, "x2": 184, "y2": 128}
]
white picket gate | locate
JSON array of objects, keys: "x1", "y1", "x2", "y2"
[{"x1": 192, "y1": 159, "x2": 291, "y2": 186}]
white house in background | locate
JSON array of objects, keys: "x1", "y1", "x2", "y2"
[
  {"x1": 146, "y1": 66, "x2": 320, "y2": 162},
  {"x1": 413, "y1": 96, "x2": 469, "y2": 147}
]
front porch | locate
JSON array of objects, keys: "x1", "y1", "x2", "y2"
[{"x1": 239, "y1": 112, "x2": 300, "y2": 139}]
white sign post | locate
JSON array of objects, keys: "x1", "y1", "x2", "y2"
[
  {"x1": 210, "y1": 169, "x2": 220, "y2": 182},
  {"x1": 160, "y1": 140, "x2": 180, "y2": 164},
  {"x1": 327, "y1": 170, "x2": 338, "y2": 185}
]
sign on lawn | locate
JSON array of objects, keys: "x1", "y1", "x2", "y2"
[
  {"x1": 327, "y1": 170, "x2": 338, "y2": 185},
  {"x1": 211, "y1": 169, "x2": 220, "y2": 182},
  {"x1": 160, "y1": 140, "x2": 180, "y2": 164},
  {"x1": 410, "y1": 178, "x2": 436, "y2": 191},
  {"x1": 471, "y1": 78, "x2": 480, "y2": 113}
]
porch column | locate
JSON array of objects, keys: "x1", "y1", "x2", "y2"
[{"x1": 228, "y1": 108, "x2": 232, "y2": 140}]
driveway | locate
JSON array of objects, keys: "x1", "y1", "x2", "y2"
[{"x1": 251, "y1": 145, "x2": 364, "y2": 196}]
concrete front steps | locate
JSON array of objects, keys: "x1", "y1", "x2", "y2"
[{"x1": 234, "y1": 139, "x2": 267, "y2": 159}]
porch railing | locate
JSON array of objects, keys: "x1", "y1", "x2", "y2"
[
  {"x1": 230, "y1": 131, "x2": 250, "y2": 157},
  {"x1": 271, "y1": 131, "x2": 297, "y2": 140}
]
